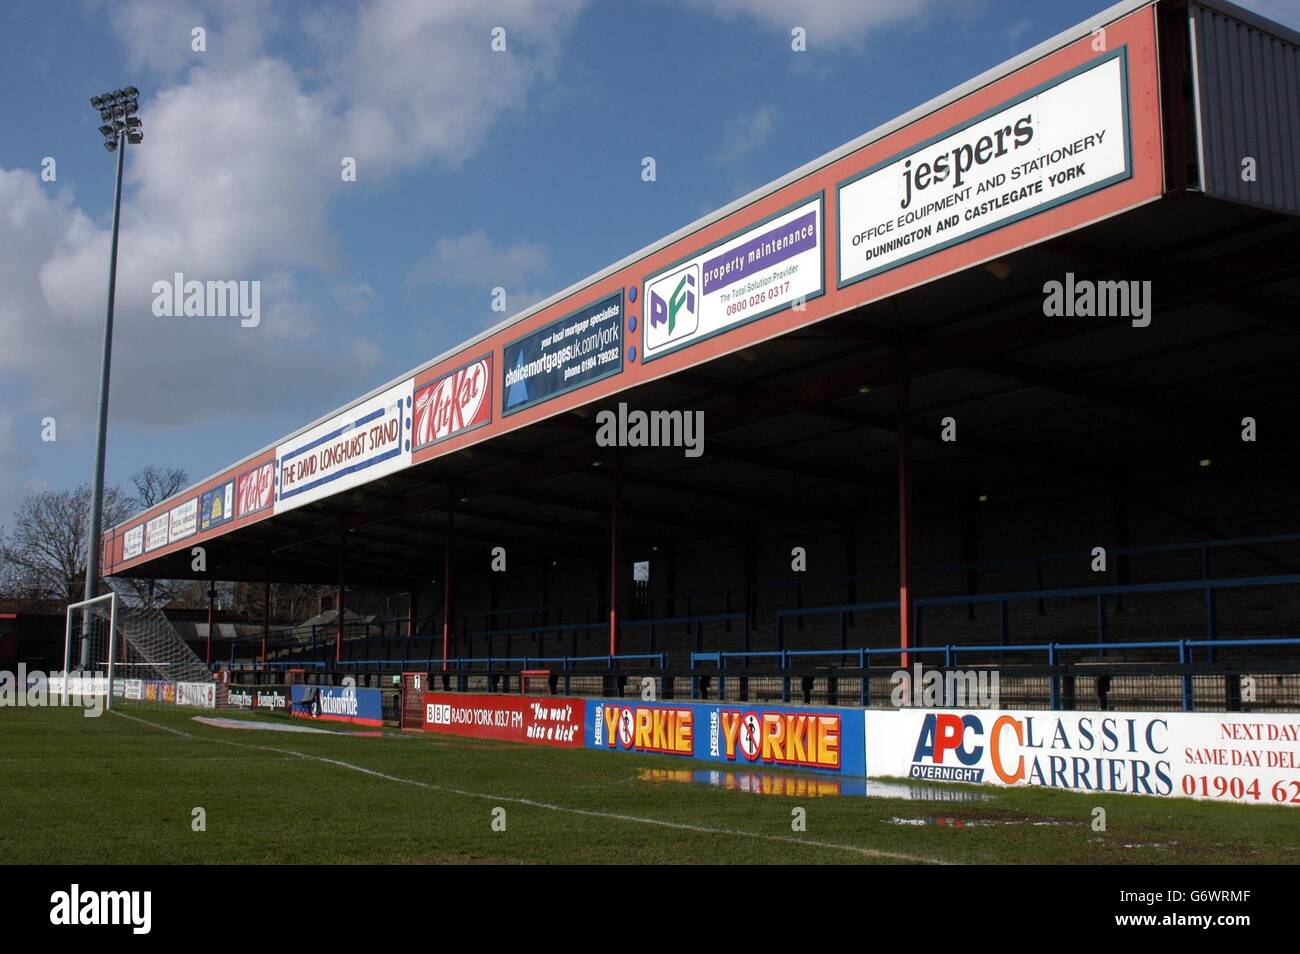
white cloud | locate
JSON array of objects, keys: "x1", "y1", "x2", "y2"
[
  {"x1": 717, "y1": 105, "x2": 777, "y2": 164},
  {"x1": 0, "y1": 0, "x2": 588, "y2": 446},
  {"x1": 407, "y1": 229, "x2": 550, "y2": 291},
  {"x1": 677, "y1": 0, "x2": 943, "y2": 47},
  {"x1": 337, "y1": 0, "x2": 588, "y2": 175}
]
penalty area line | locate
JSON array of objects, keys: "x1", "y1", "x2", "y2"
[{"x1": 113, "y1": 709, "x2": 947, "y2": 865}]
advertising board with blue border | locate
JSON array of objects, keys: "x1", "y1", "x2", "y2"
[
  {"x1": 837, "y1": 48, "x2": 1132, "y2": 288},
  {"x1": 199, "y1": 480, "x2": 235, "y2": 532},
  {"x1": 503, "y1": 291, "x2": 623, "y2": 415},
  {"x1": 586, "y1": 699, "x2": 865, "y2": 775},
  {"x1": 641, "y1": 193, "x2": 823, "y2": 362},
  {"x1": 274, "y1": 378, "x2": 414, "y2": 514},
  {"x1": 290, "y1": 684, "x2": 383, "y2": 727}
]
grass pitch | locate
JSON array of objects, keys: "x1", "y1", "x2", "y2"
[{"x1": 1, "y1": 704, "x2": 1296, "y2": 864}]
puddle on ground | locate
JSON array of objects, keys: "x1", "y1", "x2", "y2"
[
  {"x1": 888, "y1": 817, "x2": 994, "y2": 828},
  {"x1": 886, "y1": 816, "x2": 1080, "y2": 828},
  {"x1": 637, "y1": 768, "x2": 987, "y2": 801}
]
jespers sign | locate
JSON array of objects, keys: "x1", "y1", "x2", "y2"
[
  {"x1": 413, "y1": 356, "x2": 491, "y2": 451},
  {"x1": 838, "y1": 50, "x2": 1131, "y2": 287}
]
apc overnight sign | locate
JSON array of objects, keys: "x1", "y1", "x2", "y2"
[{"x1": 838, "y1": 50, "x2": 1131, "y2": 287}]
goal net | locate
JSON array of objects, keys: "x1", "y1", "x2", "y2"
[{"x1": 62, "y1": 593, "x2": 215, "y2": 709}]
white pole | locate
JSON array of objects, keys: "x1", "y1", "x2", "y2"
[
  {"x1": 106, "y1": 592, "x2": 118, "y2": 711},
  {"x1": 62, "y1": 606, "x2": 73, "y2": 705}
]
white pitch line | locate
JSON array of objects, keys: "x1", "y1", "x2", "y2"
[{"x1": 112, "y1": 710, "x2": 948, "y2": 865}]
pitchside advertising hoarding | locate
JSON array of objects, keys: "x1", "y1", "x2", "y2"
[
  {"x1": 274, "y1": 378, "x2": 414, "y2": 514},
  {"x1": 867, "y1": 708, "x2": 1300, "y2": 806},
  {"x1": 838, "y1": 50, "x2": 1131, "y2": 287},
  {"x1": 503, "y1": 292, "x2": 623, "y2": 414},
  {"x1": 588, "y1": 699, "x2": 865, "y2": 774},
  {"x1": 413, "y1": 355, "x2": 492, "y2": 450},
  {"x1": 423, "y1": 692, "x2": 584, "y2": 747},
  {"x1": 290, "y1": 684, "x2": 382, "y2": 726},
  {"x1": 419, "y1": 693, "x2": 863, "y2": 771},
  {"x1": 642, "y1": 195, "x2": 824, "y2": 361}
]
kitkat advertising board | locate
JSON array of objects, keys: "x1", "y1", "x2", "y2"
[{"x1": 412, "y1": 355, "x2": 492, "y2": 451}]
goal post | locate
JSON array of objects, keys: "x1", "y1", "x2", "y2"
[
  {"x1": 62, "y1": 593, "x2": 215, "y2": 710},
  {"x1": 63, "y1": 592, "x2": 118, "y2": 707}
]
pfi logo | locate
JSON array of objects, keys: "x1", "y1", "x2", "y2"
[{"x1": 646, "y1": 264, "x2": 699, "y2": 352}]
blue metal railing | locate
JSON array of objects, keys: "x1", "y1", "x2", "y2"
[{"x1": 689, "y1": 637, "x2": 1300, "y2": 711}]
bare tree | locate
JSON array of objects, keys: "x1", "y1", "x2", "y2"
[
  {"x1": 121, "y1": 466, "x2": 191, "y2": 608},
  {"x1": 132, "y1": 466, "x2": 190, "y2": 509},
  {"x1": 0, "y1": 484, "x2": 133, "y2": 610}
]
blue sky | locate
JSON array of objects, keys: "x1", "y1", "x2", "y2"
[{"x1": 1, "y1": 0, "x2": 1297, "y2": 531}]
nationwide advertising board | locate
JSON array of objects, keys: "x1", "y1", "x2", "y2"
[
  {"x1": 587, "y1": 699, "x2": 866, "y2": 775},
  {"x1": 275, "y1": 379, "x2": 414, "y2": 514},
  {"x1": 412, "y1": 356, "x2": 492, "y2": 451},
  {"x1": 838, "y1": 51, "x2": 1131, "y2": 287},
  {"x1": 422, "y1": 692, "x2": 583, "y2": 747},
  {"x1": 199, "y1": 480, "x2": 235, "y2": 532},
  {"x1": 866, "y1": 708, "x2": 1300, "y2": 806},
  {"x1": 642, "y1": 195, "x2": 824, "y2": 361},
  {"x1": 290, "y1": 684, "x2": 382, "y2": 726},
  {"x1": 503, "y1": 292, "x2": 623, "y2": 415}
]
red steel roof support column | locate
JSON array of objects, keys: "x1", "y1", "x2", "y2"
[
  {"x1": 897, "y1": 347, "x2": 913, "y2": 671},
  {"x1": 335, "y1": 535, "x2": 345, "y2": 665},
  {"x1": 609, "y1": 458, "x2": 622, "y2": 658},
  {"x1": 261, "y1": 576, "x2": 270, "y2": 665},
  {"x1": 442, "y1": 507, "x2": 454, "y2": 671},
  {"x1": 206, "y1": 582, "x2": 215, "y2": 666}
]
